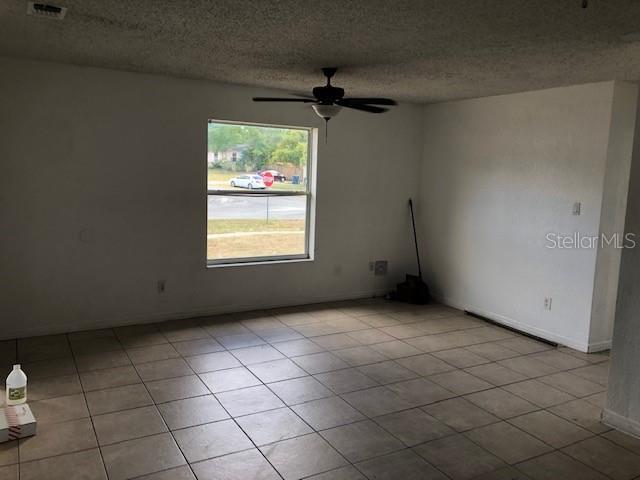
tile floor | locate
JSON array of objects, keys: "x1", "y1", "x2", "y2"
[{"x1": 1, "y1": 299, "x2": 639, "y2": 479}]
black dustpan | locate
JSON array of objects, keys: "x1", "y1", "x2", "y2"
[{"x1": 393, "y1": 199, "x2": 431, "y2": 304}]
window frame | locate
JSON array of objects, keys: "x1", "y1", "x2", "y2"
[{"x1": 206, "y1": 119, "x2": 317, "y2": 267}]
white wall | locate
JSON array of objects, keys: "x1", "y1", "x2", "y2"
[
  {"x1": 604, "y1": 94, "x2": 640, "y2": 438},
  {"x1": 0, "y1": 57, "x2": 423, "y2": 339},
  {"x1": 418, "y1": 82, "x2": 636, "y2": 351}
]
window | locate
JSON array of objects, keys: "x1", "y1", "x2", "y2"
[{"x1": 207, "y1": 120, "x2": 315, "y2": 265}]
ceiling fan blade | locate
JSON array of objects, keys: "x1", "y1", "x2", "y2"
[
  {"x1": 341, "y1": 97, "x2": 397, "y2": 105},
  {"x1": 253, "y1": 97, "x2": 316, "y2": 103},
  {"x1": 336, "y1": 100, "x2": 388, "y2": 113}
]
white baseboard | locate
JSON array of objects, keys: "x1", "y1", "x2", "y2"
[
  {"x1": 431, "y1": 293, "x2": 610, "y2": 353},
  {"x1": 3, "y1": 288, "x2": 391, "y2": 340},
  {"x1": 603, "y1": 409, "x2": 640, "y2": 439}
]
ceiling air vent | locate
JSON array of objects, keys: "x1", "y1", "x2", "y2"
[{"x1": 26, "y1": 2, "x2": 67, "y2": 20}]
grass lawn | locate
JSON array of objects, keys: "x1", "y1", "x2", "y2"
[
  {"x1": 207, "y1": 219, "x2": 304, "y2": 234},
  {"x1": 207, "y1": 218, "x2": 306, "y2": 260}
]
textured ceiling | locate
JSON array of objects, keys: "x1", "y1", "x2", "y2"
[{"x1": 1, "y1": 0, "x2": 640, "y2": 103}]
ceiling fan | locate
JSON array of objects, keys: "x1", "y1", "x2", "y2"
[{"x1": 253, "y1": 68, "x2": 397, "y2": 122}]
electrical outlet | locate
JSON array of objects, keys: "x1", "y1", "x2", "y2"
[
  {"x1": 374, "y1": 260, "x2": 388, "y2": 276},
  {"x1": 157, "y1": 280, "x2": 166, "y2": 293},
  {"x1": 368, "y1": 261, "x2": 375, "y2": 272},
  {"x1": 544, "y1": 297, "x2": 552, "y2": 310},
  {"x1": 573, "y1": 202, "x2": 581, "y2": 216}
]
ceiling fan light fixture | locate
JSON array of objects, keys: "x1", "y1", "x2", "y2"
[{"x1": 312, "y1": 104, "x2": 342, "y2": 120}]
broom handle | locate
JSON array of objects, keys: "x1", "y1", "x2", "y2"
[{"x1": 408, "y1": 198, "x2": 422, "y2": 279}]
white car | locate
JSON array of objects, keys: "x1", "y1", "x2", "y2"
[{"x1": 229, "y1": 174, "x2": 266, "y2": 189}]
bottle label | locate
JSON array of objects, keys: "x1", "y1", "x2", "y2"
[{"x1": 8, "y1": 387, "x2": 25, "y2": 401}]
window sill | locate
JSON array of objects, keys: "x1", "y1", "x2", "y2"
[{"x1": 206, "y1": 257, "x2": 314, "y2": 269}]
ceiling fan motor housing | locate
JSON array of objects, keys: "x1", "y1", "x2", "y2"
[{"x1": 312, "y1": 85, "x2": 345, "y2": 104}]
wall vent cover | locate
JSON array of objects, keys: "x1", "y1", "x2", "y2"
[{"x1": 27, "y1": 2, "x2": 67, "y2": 20}]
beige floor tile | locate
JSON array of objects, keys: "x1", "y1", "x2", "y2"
[
  {"x1": 236, "y1": 407, "x2": 312, "y2": 445},
  {"x1": 497, "y1": 338, "x2": 552, "y2": 355},
  {"x1": 18, "y1": 335, "x2": 71, "y2": 362},
  {"x1": 0, "y1": 441, "x2": 18, "y2": 467},
  {"x1": 27, "y1": 373, "x2": 82, "y2": 401},
  {"x1": 342, "y1": 386, "x2": 414, "y2": 417},
  {"x1": 357, "y1": 361, "x2": 418, "y2": 384},
  {"x1": 93, "y1": 405, "x2": 167, "y2": 445},
  {"x1": 79, "y1": 365, "x2": 140, "y2": 391},
  {"x1": 356, "y1": 449, "x2": 448, "y2": 480},
  {"x1": 292, "y1": 351, "x2": 350, "y2": 374},
  {"x1": 471, "y1": 466, "x2": 531, "y2": 479},
  {"x1": 126, "y1": 344, "x2": 180, "y2": 365},
  {"x1": 549, "y1": 399, "x2": 611, "y2": 433},
  {"x1": 71, "y1": 337, "x2": 123, "y2": 356},
  {"x1": 85, "y1": 383, "x2": 153, "y2": 415},
  {"x1": 248, "y1": 358, "x2": 308, "y2": 383},
  {"x1": 465, "y1": 422, "x2": 552, "y2": 464},
  {"x1": 531, "y1": 350, "x2": 589, "y2": 370},
  {"x1": 508, "y1": 410, "x2": 593, "y2": 448},
  {"x1": 101, "y1": 433, "x2": 186, "y2": 480},
  {"x1": 199, "y1": 366, "x2": 261, "y2": 393},
  {"x1": 424, "y1": 397, "x2": 500, "y2": 432},
  {"x1": 562, "y1": 436, "x2": 640, "y2": 480},
  {"x1": 272, "y1": 338, "x2": 325, "y2": 357},
  {"x1": 156, "y1": 322, "x2": 209, "y2": 343},
  {"x1": 571, "y1": 363, "x2": 609, "y2": 386},
  {"x1": 602, "y1": 429, "x2": 640, "y2": 456},
  {"x1": 0, "y1": 465, "x2": 17, "y2": 480},
  {"x1": 191, "y1": 448, "x2": 280, "y2": 480},
  {"x1": 146, "y1": 374, "x2": 209, "y2": 403},
  {"x1": 501, "y1": 379, "x2": 575, "y2": 408},
  {"x1": 432, "y1": 347, "x2": 491, "y2": 368},
  {"x1": 465, "y1": 363, "x2": 528, "y2": 386},
  {"x1": 23, "y1": 357, "x2": 77, "y2": 379},
  {"x1": 267, "y1": 376, "x2": 333, "y2": 405},
  {"x1": 396, "y1": 353, "x2": 456, "y2": 376},
  {"x1": 380, "y1": 324, "x2": 429, "y2": 339},
  {"x1": 358, "y1": 313, "x2": 403, "y2": 328},
  {"x1": 307, "y1": 465, "x2": 366, "y2": 479},
  {"x1": 369, "y1": 340, "x2": 423, "y2": 359},
  {"x1": 375, "y1": 408, "x2": 454, "y2": 446},
  {"x1": 115, "y1": 325, "x2": 168, "y2": 348},
  {"x1": 173, "y1": 419, "x2": 253, "y2": 463},
  {"x1": 171, "y1": 338, "x2": 224, "y2": 356},
  {"x1": 465, "y1": 388, "x2": 538, "y2": 419},
  {"x1": 414, "y1": 434, "x2": 506, "y2": 480},
  {"x1": 260, "y1": 433, "x2": 347, "y2": 480},
  {"x1": 158, "y1": 394, "x2": 228, "y2": 430},
  {"x1": 313, "y1": 333, "x2": 361, "y2": 350},
  {"x1": 186, "y1": 352, "x2": 241, "y2": 373},
  {"x1": 135, "y1": 466, "x2": 196, "y2": 480},
  {"x1": 465, "y1": 343, "x2": 520, "y2": 361},
  {"x1": 387, "y1": 378, "x2": 456, "y2": 406},
  {"x1": 516, "y1": 451, "x2": 607, "y2": 480},
  {"x1": 315, "y1": 368, "x2": 378, "y2": 394},
  {"x1": 135, "y1": 357, "x2": 193, "y2": 381},
  {"x1": 216, "y1": 384, "x2": 284, "y2": 416},
  {"x1": 29, "y1": 393, "x2": 89, "y2": 424},
  {"x1": 19, "y1": 448, "x2": 106, "y2": 480},
  {"x1": 347, "y1": 328, "x2": 396, "y2": 345},
  {"x1": 19, "y1": 418, "x2": 97, "y2": 462},
  {"x1": 497, "y1": 356, "x2": 560, "y2": 378},
  {"x1": 74, "y1": 350, "x2": 130, "y2": 372},
  {"x1": 231, "y1": 345, "x2": 285, "y2": 365},
  {"x1": 218, "y1": 332, "x2": 266, "y2": 349},
  {"x1": 429, "y1": 369, "x2": 493, "y2": 395},
  {"x1": 292, "y1": 395, "x2": 365, "y2": 430},
  {"x1": 256, "y1": 326, "x2": 304, "y2": 344},
  {"x1": 333, "y1": 345, "x2": 388, "y2": 366},
  {"x1": 321, "y1": 420, "x2": 404, "y2": 463}
]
